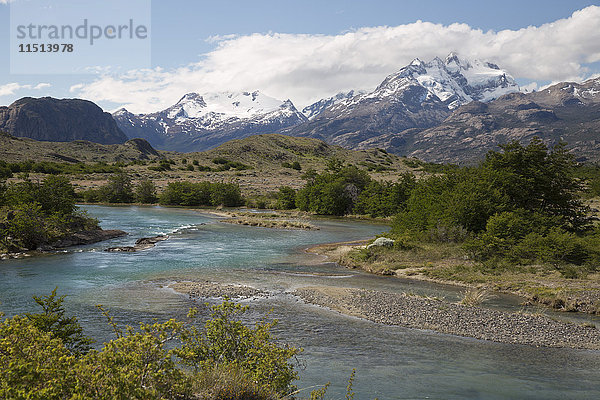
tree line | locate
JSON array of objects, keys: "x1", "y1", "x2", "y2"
[{"x1": 279, "y1": 138, "x2": 600, "y2": 269}]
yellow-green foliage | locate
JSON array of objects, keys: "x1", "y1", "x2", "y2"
[
  {"x1": 0, "y1": 295, "x2": 301, "y2": 400},
  {"x1": 176, "y1": 301, "x2": 300, "y2": 395}
]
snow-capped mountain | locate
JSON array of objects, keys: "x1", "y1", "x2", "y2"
[
  {"x1": 302, "y1": 90, "x2": 364, "y2": 120},
  {"x1": 114, "y1": 91, "x2": 307, "y2": 152},
  {"x1": 115, "y1": 54, "x2": 519, "y2": 152},
  {"x1": 285, "y1": 53, "x2": 519, "y2": 149}
]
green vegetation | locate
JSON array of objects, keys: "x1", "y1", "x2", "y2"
[
  {"x1": 149, "y1": 158, "x2": 176, "y2": 172},
  {"x1": 296, "y1": 165, "x2": 415, "y2": 217},
  {"x1": 81, "y1": 172, "x2": 135, "y2": 203},
  {"x1": 282, "y1": 161, "x2": 302, "y2": 171},
  {"x1": 159, "y1": 181, "x2": 244, "y2": 207},
  {"x1": 1, "y1": 291, "x2": 340, "y2": 399},
  {"x1": 211, "y1": 158, "x2": 251, "y2": 171},
  {"x1": 134, "y1": 178, "x2": 158, "y2": 203},
  {"x1": 391, "y1": 139, "x2": 596, "y2": 269},
  {"x1": 337, "y1": 139, "x2": 600, "y2": 312},
  {"x1": 0, "y1": 160, "x2": 122, "y2": 177},
  {"x1": 276, "y1": 186, "x2": 297, "y2": 210},
  {"x1": 0, "y1": 176, "x2": 98, "y2": 251}
]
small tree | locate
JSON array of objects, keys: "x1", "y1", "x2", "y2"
[
  {"x1": 134, "y1": 178, "x2": 157, "y2": 204},
  {"x1": 25, "y1": 287, "x2": 94, "y2": 355},
  {"x1": 276, "y1": 186, "x2": 297, "y2": 210},
  {"x1": 101, "y1": 172, "x2": 134, "y2": 203}
]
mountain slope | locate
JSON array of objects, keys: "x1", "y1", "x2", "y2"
[
  {"x1": 114, "y1": 91, "x2": 307, "y2": 152},
  {"x1": 284, "y1": 53, "x2": 519, "y2": 149},
  {"x1": 301, "y1": 90, "x2": 363, "y2": 120},
  {"x1": 0, "y1": 97, "x2": 128, "y2": 144},
  {"x1": 0, "y1": 132, "x2": 160, "y2": 163},
  {"x1": 386, "y1": 77, "x2": 600, "y2": 164}
]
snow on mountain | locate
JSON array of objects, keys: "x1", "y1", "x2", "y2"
[
  {"x1": 284, "y1": 53, "x2": 519, "y2": 150},
  {"x1": 302, "y1": 90, "x2": 364, "y2": 120},
  {"x1": 334, "y1": 52, "x2": 519, "y2": 113},
  {"x1": 113, "y1": 91, "x2": 307, "y2": 152},
  {"x1": 165, "y1": 91, "x2": 286, "y2": 120}
]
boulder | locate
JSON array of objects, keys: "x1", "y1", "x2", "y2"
[{"x1": 367, "y1": 237, "x2": 395, "y2": 249}]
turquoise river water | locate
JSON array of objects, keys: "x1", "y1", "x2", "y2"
[{"x1": 1, "y1": 205, "x2": 599, "y2": 399}]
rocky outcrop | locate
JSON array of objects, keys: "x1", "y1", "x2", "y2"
[
  {"x1": 366, "y1": 237, "x2": 395, "y2": 249},
  {"x1": 105, "y1": 235, "x2": 168, "y2": 252},
  {"x1": 0, "y1": 97, "x2": 128, "y2": 144},
  {"x1": 51, "y1": 229, "x2": 127, "y2": 248}
]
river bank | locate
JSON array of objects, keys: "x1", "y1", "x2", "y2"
[
  {"x1": 306, "y1": 240, "x2": 600, "y2": 315},
  {"x1": 0, "y1": 228, "x2": 126, "y2": 260}
]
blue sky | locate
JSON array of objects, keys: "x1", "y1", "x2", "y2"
[{"x1": 1, "y1": 0, "x2": 600, "y2": 112}]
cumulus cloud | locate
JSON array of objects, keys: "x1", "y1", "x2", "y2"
[
  {"x1": 0, "y1": 82, "x2": 52, "y2": 97},
  {"x1": 71, "y1": 6, "x2": 600, "y2": 113}
]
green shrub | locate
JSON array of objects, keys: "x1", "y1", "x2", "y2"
[
  {"x1": 134, "y1": 179, "x2": 157, "y2": 203},
  {"x1": 177, "y1": 301, "x2": 300, "y2": 395},
  {"x1": 3, "y1": 202, "x2": 48, "y2": 250},
  {"x1": 159, "y1": 181, "x2": 244, "y2": 207},
  {"x1": 159, "y1": 181, "x2": 212, "y2": 206},
  {"x1": 25, "y1": 287, "x2": 94, "y2": 355},
  {"x1": 211, "y1": 183, "x2": 244, "y2": 207},
  {"x1": 297, "y1": 165, "x2": 371, "y2": 216},
  {"x1": 276, "y1": 186, "x2": 297, "y2": 210},
  {"x1": 1, "y1": 293, "x2": 300, "y2": 399}
]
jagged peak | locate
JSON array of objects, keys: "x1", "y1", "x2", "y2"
[
  {"x1": 176, "y1": 92, "x2": 205, "y2": 105},
  {"x1": 410, "y1": 58, "x2": 424, "y2": 67},
  {"x1": 113, "y1": 107, "x2": 131, "y2": 116}
]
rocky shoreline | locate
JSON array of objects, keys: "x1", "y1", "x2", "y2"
[
  {"x1": 1, "y1": 228, "x2": 127, "y2": 260},
  {"x1": 294, "y1": 286, "x2": 600, "y2": 350}
]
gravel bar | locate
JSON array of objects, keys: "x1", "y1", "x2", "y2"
[
  {"x1": 294, "y1": 287, "x2": 600, "y2": 350},
  {"x1": 170, "y1": 281, "x2": 265, "y2": 300}
]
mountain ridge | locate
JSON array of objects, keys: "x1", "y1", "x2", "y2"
[
  {"x1": 114, "y1": 91, "x2": 307, "y2": 152},
  {"x1": 0, "y1": 97, "x2": 128, "y2": 144}
]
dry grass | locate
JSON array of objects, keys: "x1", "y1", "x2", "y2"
[
  {"x1": 459, "y1": 287, "x2": 492, "y2": 306},
  {"x1": 192, "y1": 365, "x2": 279, "y2": 400}
]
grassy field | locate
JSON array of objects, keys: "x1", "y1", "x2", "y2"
[{"x1": 1, "y1": 133, "x2": 419, "y2": 199}]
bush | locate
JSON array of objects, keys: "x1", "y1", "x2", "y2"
[
  {"x1": 97, "y1": 172, "x2": 135, "y2": 203},
  {"x1": 394, "y1": 138, "x2": 589, "y2": 238},
  {"x1": 3, "y1": 203, "x2": 48, "y2": 250},
  {"x1": 355, "y1": 173, "x2": 416, "y2": 217},
  {"x1": 177, "y1": 301, "x2": 300, "y2": 395},
  {"x1": 211, "y1": 183, "x2": 244, "y2": 207},
  {"x1": 0, "y1": 315, "x2": 77, "y2": 399},
  {"x1": 276, "y1": 186, "x2": 297, "y2": 210},
  {"x1": 159, "y1": 181, "x2": 244, "y2": 207},
  {"x1": 25, "y1": 287, "x2": 94, "y2": 356},
  {"x1": 134, "y1": 179, "x2": 157, "y2": 203},
  {"x1": 212, "y1": 158, "x2": 250, "y2": 171},
  {"x1": 159, "y1": 181, "x2": 212, "y2": 206},
  {"x1": 0, "y1": 293, "x2": 300, "y2": 399},
  {"x1": 296, "y1": 165, "x2": 371, "y2": 216},
  {"x1": 0, "y1": 176, "x2": 100, "y2": 250}
]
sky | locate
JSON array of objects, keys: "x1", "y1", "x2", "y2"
[{"x1": 1, "y1": 0, "x2": 600, "y2": 113}]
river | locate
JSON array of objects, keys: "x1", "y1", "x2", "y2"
[{"x1": 0, "y1": 205, "x2": 598, "y2": 399}]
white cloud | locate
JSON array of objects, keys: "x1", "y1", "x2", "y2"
[
  {"x1": 0, "y1": 82, "x2": 52, "y2": 97},
  {"x1": 72, "y1": 6, "x2": 600, "y2": 113}
]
